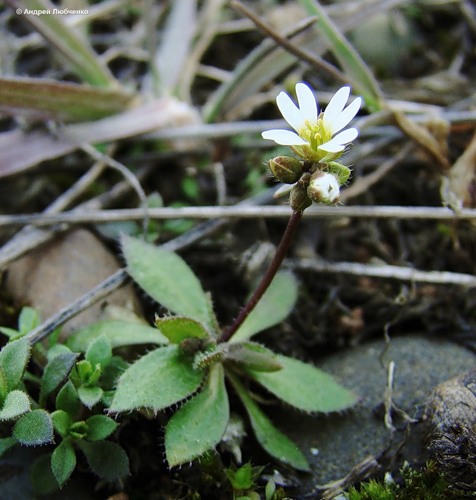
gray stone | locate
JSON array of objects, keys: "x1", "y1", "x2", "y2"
[{"x1": 273, "y1": 335, "x2": 475, "y2": 493}]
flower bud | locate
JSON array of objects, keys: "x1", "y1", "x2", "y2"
[
  {"x1": 268, "y1": 156, "x2": 303, "y2": 184},
  {"x1": 307, "y1": 172, "x2": 340, "y2": 204},
  {"x1": 290, "y1": 184, "x2": 312, "y2": 212}
]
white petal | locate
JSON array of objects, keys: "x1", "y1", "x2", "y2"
[
  {"x1": 323, "y1": 86, "x2": 350, "y2": 134},
  {"x1": 296, "y1": 83, "x2": 318, "y2": 124},
  {"x1": 262, "y1": 129, "x2": 307, "y2": 146},
  {"x1": 276, "y1": 91, "x2": 305, "y2": 132},
  {"x1": 333, "y1": 127, "x2": 359, "y2": 143},
  {"x1": 318, "y1": 140, "x2": 345, "y2": 153},
  {"x1": 330, "y1": 96, "x2": 362, "y2": 135},
  {"x1": 318, "y1": 127, "x2": 358, "y2": 152}
]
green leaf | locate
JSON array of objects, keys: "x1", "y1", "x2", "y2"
[
  {"x1": 51, "y1": 410, "x2": 73, "y2": 438},
  {"x1": 77, "y1": 441, "x2": 129, "y2": 481},
  {"x1": 85, "y1": 336, "x2": 112, "y2": 367},
  {"x1": 85, "y1": 415, "x2": 118, "y2": 441},
  {"x1": 155, "y1": 316, "x2": 210, "y2": 343},
  {"x1": 247, "y1": 354, "x2": 357, "y2": 413},
  {"x1": 229, "y1": 373, "x2": 309, "y2": 471},
  {"x1": 13, "y1": 409, "x2": 54, "y2": 446},
  {"x1": 231, "y1": 271, "x2": 298, "y2": 343},
  {"x1": 18, "y1": 307, "x2": 40, "y2": 335},
  {"x1": 67, "y1": 320, "x2": 169, "y2": 352},
  {"x1": 0, "y1": 367, "x2": 8, "y2": 403},
  {"x1": 56, "y1": 381, "x2": 80, "y2": 417},
  {"x1": 0, "y1": 338, "x2": 31, "y2": 390},
  {"x1": 121, "y1": 235, "x2": 214, "y2": 330},
  {"x1": 51, "y1": 439, "x2": 76, "y2": 487},
  {"x1": 0, "y1": 390, "x2": 30, "y2": 421},
  {"x1": 77, "y1": 386, "x2": 103, "y2": 409},
  {"x1": 225, "y1": 342, "x2": 282, "y2": 372},
  {"x1": 40, "y1": 352, "x2": 78, "y2": 405},
  {"x1": 110, "y1": 345, "x2": 204, "y2": 413},
  {"x1": 165, "y1": 364, "x2": 229, "y2": 467},
  {"x1": 0, "y1": 437, "x2": 17, "y2": 458}
]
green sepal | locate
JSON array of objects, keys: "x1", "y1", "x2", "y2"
[
  {"x1": 229, "y1": 373, "x2": 309, "y2": 471},
  {"x1": 0, "y1": 338, "x2": 31, "y2": 391},
  {"x1": 76, "y1": 440, "x2": 129, "y2": 481},
  {"x1": 13, "y1": 409, "x2": 54, "y2": 446},
  {"x1": 51, "y1": 438, "x2": 76, "y2": 487},
  {"x1": 110, "y1": 345, "x2": 204, "y2": 413},
  {"x1": 231, "y1": 271, "x2": 298, "y2": 343},
  {"x1": 326, "y1": 161, "x2": 352, "y2": 185},
  {"x1": 78, "y1": 386, "x2": 103, "y2": 409},
  {"x1": 0, "y1": 437, "x2": 17, "y2": 458},
  {"x1": 225, "y1": 342, "x2": 282, "y2": 372},
  {"x1": 85, "y1": 415, "x2": 118, "y2": 441},
  {"x1": 40, "y1": 352, "x2": 78, "y2": 405},
  {"x1": 0, "y1": 390, "x2": 30, "y2": 421},
  {"x1": 56, "y1": 381, "x2": 80, "y2": 417},
  {"x1": 85, "y1": 336, "x2": 112, "y2": 368},
  {"x1": 247, "y1": 354, "x2": 357, "y2": 413},
  {"x1": 51, "y1": 410, "x2": 73, "y2": 438},
  {"x1": 66, "y1": 320, "x2": 169, "y2": 352},
  {"x1": 121, "y1": 235, "x2": 215, "y2": 330},
  {"x1": 154, "y1": 316, "x2": 210, "y2": 343},
  {"x1": 165, "y1": 363, "x2": 229, "y2": 467}
]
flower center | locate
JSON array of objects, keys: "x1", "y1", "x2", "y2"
[{"x1": 299, "y1": 114, "x2": 332, "y2": 151}]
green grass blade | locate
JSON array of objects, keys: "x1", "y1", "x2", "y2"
[{"x1": 298, "y1": 0, "x2": 384, "y2": 111}]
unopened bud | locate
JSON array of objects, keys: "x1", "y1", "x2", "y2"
[
  {"x1": 269, "y1": 156, "x2": 303, "y2": 184},
  {"x1": 307, "y1": 172, "x2": 340, "y2": 204},
  {"x1": 290, "y1": 184, "x2": 312, "y2": 212}
]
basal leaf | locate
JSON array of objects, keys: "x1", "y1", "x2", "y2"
[
  {"x1": 165, "y1": 364, "x2": 229, "y2": 467},
  {"x1": 66, "y1": 320, "x2": 169, "y2": 352},
  {"x1": 51, "y1": 439, "x2": 76, "y2": 487},
  {"x1": 121, "y1": 235, "x2": 214, "y2": 329},
  {"x1": 231, "y1": 271, "x2": 298, "y2": 343},
  {"x1": 225, "y1": 342, "x2": 282, "y2": 372},
  {"x1": 56, "y1": 381, "x2": 80, "y2": 417},
  {"x1": 0, "y1": 338, "x2": 31, "y2": 390},
  {"x1": 229, "y1": 373, "x2": 309, "y2": 471},
  {"x1": 77, "y1": 441, "x2": 129, "y2": 481},
  {"x1": 40, "y1": 352, "x2": 78, "y2": 405},
  {"x1": 85, "y1": 415, "x2": 118, "y2": 441},
  {"x1": 0, "y1": 390, "x2": 30, "y2": 421},
  {"x1": 85, "y1": 336, "x2": 112, "y2": 367},
  {"x1": 110, "y1": 345, "x2": 204, "y2": 413},
  {"x1": 154, "y1": 316, "x2": 210, "y2": 344},
  {"x1": 78, "y1": 386, "x2": 103, "y2": 409},
  {"x1": 247, "y1": 354, "x2": 357, "y2": 413},
  {"x1": 13, "y1": 409, "x2": 54, "y2": 446}
]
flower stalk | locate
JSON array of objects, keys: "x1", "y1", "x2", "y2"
[{"x1": 219, "y1": 210, "x2": 302, "y2": 343}]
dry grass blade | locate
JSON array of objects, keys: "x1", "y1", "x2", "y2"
[
  {"x1": 5, "y1": 0, "x2": 116, "y2": 87},
  {"x1": 0, "y1": 77, "x2": 136, "y2": 122},
  {"x1": 0, "y1": 98, "x2": 197, "y2": 178}
]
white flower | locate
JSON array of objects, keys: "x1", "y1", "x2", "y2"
[
  {"x1": 262, "y1": 83, "x2": 361, "y2": 161},
  {"x1": 307, "y1": 172, "x2": 340, "y2": 204}
]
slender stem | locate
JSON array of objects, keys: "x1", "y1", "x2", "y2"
[{"x1": 220, "y1": 210, "x2": 303, "y2": 343}]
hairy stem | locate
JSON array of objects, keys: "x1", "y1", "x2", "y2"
[{"x1": 220, "y1": 210, "x2": 302, "y2": 343}]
